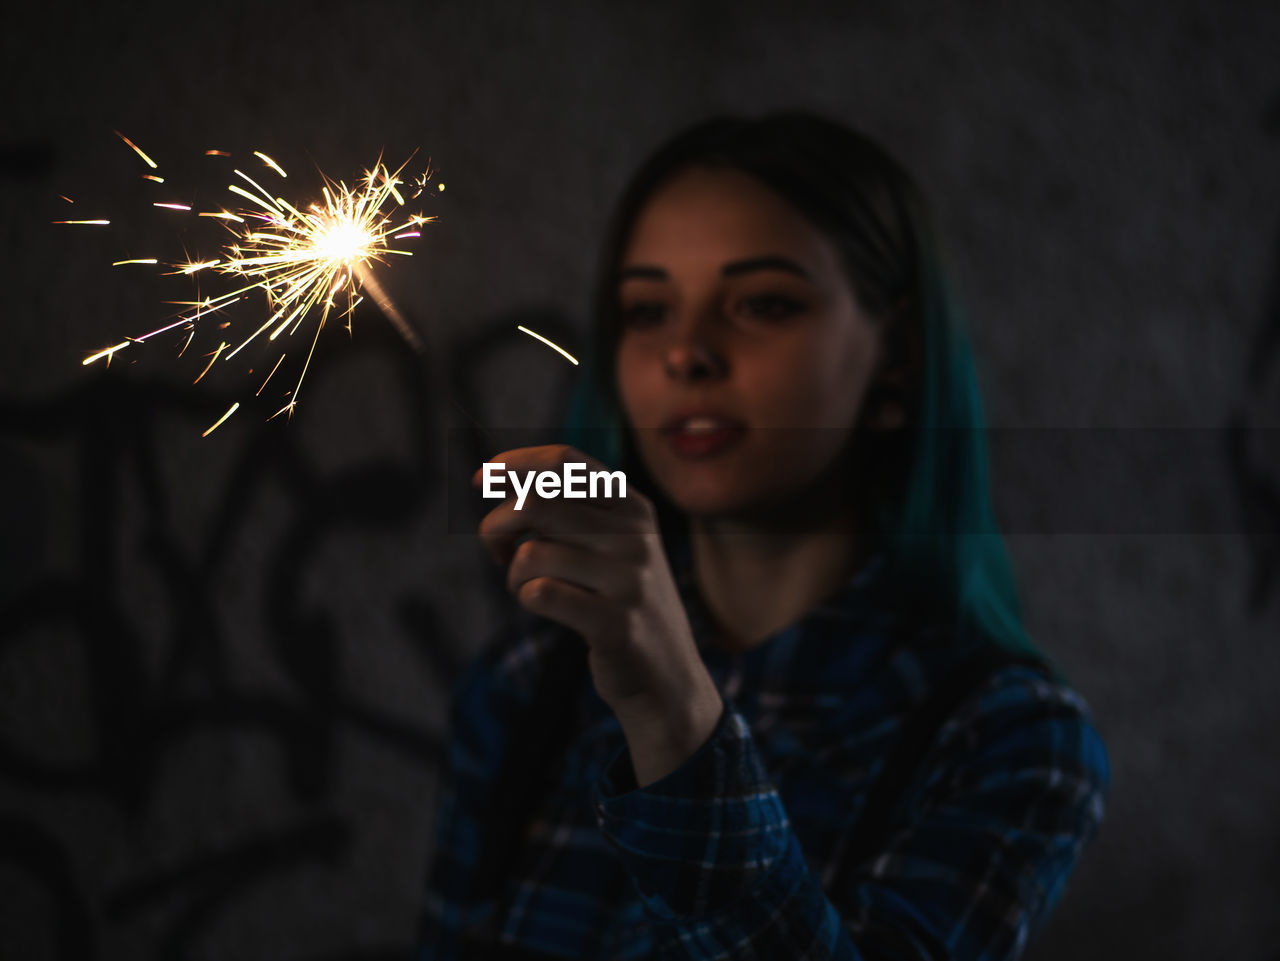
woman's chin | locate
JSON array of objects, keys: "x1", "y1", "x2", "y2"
[
  {"x1": 649, "y1": 470, "x2": 760, "y2": 519},
  {"x1": 657, "y1": 478, "x2": 806, "y2": 528},
  {"x1": 651, "y1": 461, "x2": 855, "y2": 532}
]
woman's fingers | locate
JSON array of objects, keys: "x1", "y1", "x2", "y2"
[
  {"x1": 514, "y1": 575, "x2": 613, "y2": 641},
  {"x1": 505, "y1": 536, "x2": 638, "y2": 602},
  {"x1": 478, "y1": 496, "x2": 649, "y2": 564}
]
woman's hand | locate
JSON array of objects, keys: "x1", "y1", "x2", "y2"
[{"x1": 473, "y1": 445, "x2": 723, "y2": 787}]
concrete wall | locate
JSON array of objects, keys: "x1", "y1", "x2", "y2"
[{"x1": 2, "y1": 2, "x2": 1278, "y2": 958}]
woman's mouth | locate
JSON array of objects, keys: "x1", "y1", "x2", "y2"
[{"x1": 660, "y1": 414, "x2": 747, "y2": 458}]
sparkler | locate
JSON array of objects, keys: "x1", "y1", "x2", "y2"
[
  {"x1": 70, "y1": 135, "x2": 440, "y2": 432},
  {"x1": 66, "y1": 132, "x2": 579, "y2": 436}
]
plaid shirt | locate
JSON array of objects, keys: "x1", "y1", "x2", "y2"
[{"x1": 419, "y1": 556, "x2": 1109, "y2": 959}]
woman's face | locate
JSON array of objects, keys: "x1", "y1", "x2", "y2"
[{"x1": 615, "y1": 166, "x2": 888, "y2": 521}]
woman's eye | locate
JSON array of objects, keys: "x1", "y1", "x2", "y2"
[
  {"x1": 737, "y1": 294, "x2": 805, "y2": 321},
  {"x1": 620, "y1": 302, "x2": 668, "y2": 328}
]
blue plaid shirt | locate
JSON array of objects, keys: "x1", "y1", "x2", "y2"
[{"x1": 419, "y1": 556, "x2": 1109, "y2": 959}]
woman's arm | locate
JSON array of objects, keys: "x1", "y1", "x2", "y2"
[{"x1": 592, "y1": 669, "x2": 1108, "y2": 960}]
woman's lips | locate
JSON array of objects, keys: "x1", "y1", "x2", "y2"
[{"x1": 660, "y1": 414, "x2": 747, "y2": 458}]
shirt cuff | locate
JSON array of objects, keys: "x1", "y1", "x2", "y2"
[{"x1": 592, "y1": 702, "x2": 796, "y2": 921}]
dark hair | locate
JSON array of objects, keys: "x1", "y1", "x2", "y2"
[{"x1": 566, "y1": 113, "x2": 1040, "y2": 658}]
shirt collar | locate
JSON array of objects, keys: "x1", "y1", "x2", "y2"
[{"x1": 672, "y1": 540, "x2": 893, "y2": 687}]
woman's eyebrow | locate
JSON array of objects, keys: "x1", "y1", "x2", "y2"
[
  {"x1": 618, "y1": 265, "x2": 668, "y2": 282},
  {"x1": 721, "y1": 255, "x2": 810, "y2": 279},
  {"x1": 618, "y1": 256, "x2": 811, "y2": 283}
]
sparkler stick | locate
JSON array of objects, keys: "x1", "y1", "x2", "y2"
[{"x1": 353, "y1": 263, "x2": 423, "y2": 355}]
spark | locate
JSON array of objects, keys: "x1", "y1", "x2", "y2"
[
  {"x1": 517, "y1": 325, "x2": 579, "y2": 365},
  {"x1": 53, "y1": 219, "x2": 110, "y2": 225},
  {"x1": 59, "y1": 195, "x2": 74, "y2": 204},
  {"x1": 254, "y1": 151, "x2": 287, "y2": 177},
  {"x1": 205, "y1": 149, "x2": 231, "y2": 157},
  {"x1": 115, "y1": 130, "x2": 159, "y2": 169},
  {"x1": 233, "y1": 169, "x2": 281, "y2": 210},
  {"x1": 202, "y1": 402, "x2": 240, "y2": 437},
  {"x1": 256, "y1": 354, "x2": 287, "y2": 395},
  {"x1": 79, "y1": 148, "x2": 440, "y2": 427},
  {"x1": 194, "y1": 342, "x2": 228, "y2": 384},
  {"x1": 133, "y1": 317, "x2": 196, "y2": 342},
  {"x1": 83, "y1": 341, "x2": 131, "y2": 366},
  {"x1": 142, "y1": 175, "x2": 165, "y2": 183},
  {"x1": 112, "y1": 258, "x2": 159, "y2": 266},
  {"x1": 227, "y1": 182, "x2": 279, "y2": 213}
]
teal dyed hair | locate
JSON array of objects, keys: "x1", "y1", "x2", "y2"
[
  {"x1": 887, "y1": 238, "x2": 1038, "y2": 656},
  {"x1": 565, "y1": 114, "x2": 1039, "y2": 660}
]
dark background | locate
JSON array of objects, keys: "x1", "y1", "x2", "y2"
[{"x1": 2, "y1": 2, "x2": 1278, "y2": 958}]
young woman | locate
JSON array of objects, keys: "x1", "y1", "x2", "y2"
[{"x1": 419, "y1": 114, "x2": 1109, "y2": 960}]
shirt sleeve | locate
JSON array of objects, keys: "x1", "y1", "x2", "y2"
[
  {"x1": 417, "y1": 638, "x2": 526, "y2": 960},
  {"x1": 591, "y1": 669, "x2": 1109, "y2": 960}
]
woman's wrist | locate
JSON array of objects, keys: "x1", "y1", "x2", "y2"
[{"x1": 616, "y1": 679, "x2": 725, "y2": 788}]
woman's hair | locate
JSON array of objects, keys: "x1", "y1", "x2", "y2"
[{"x1": 564, "y1": 113, "x2": 1039, "y2": 658}]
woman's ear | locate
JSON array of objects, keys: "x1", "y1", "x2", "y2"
[{"x1": 862, "y1": 297, "x2": 922, "y2": 431}]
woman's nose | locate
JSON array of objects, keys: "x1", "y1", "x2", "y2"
[{"x1": 662, "y1": 317, "x2": 727, "y2": 382}]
